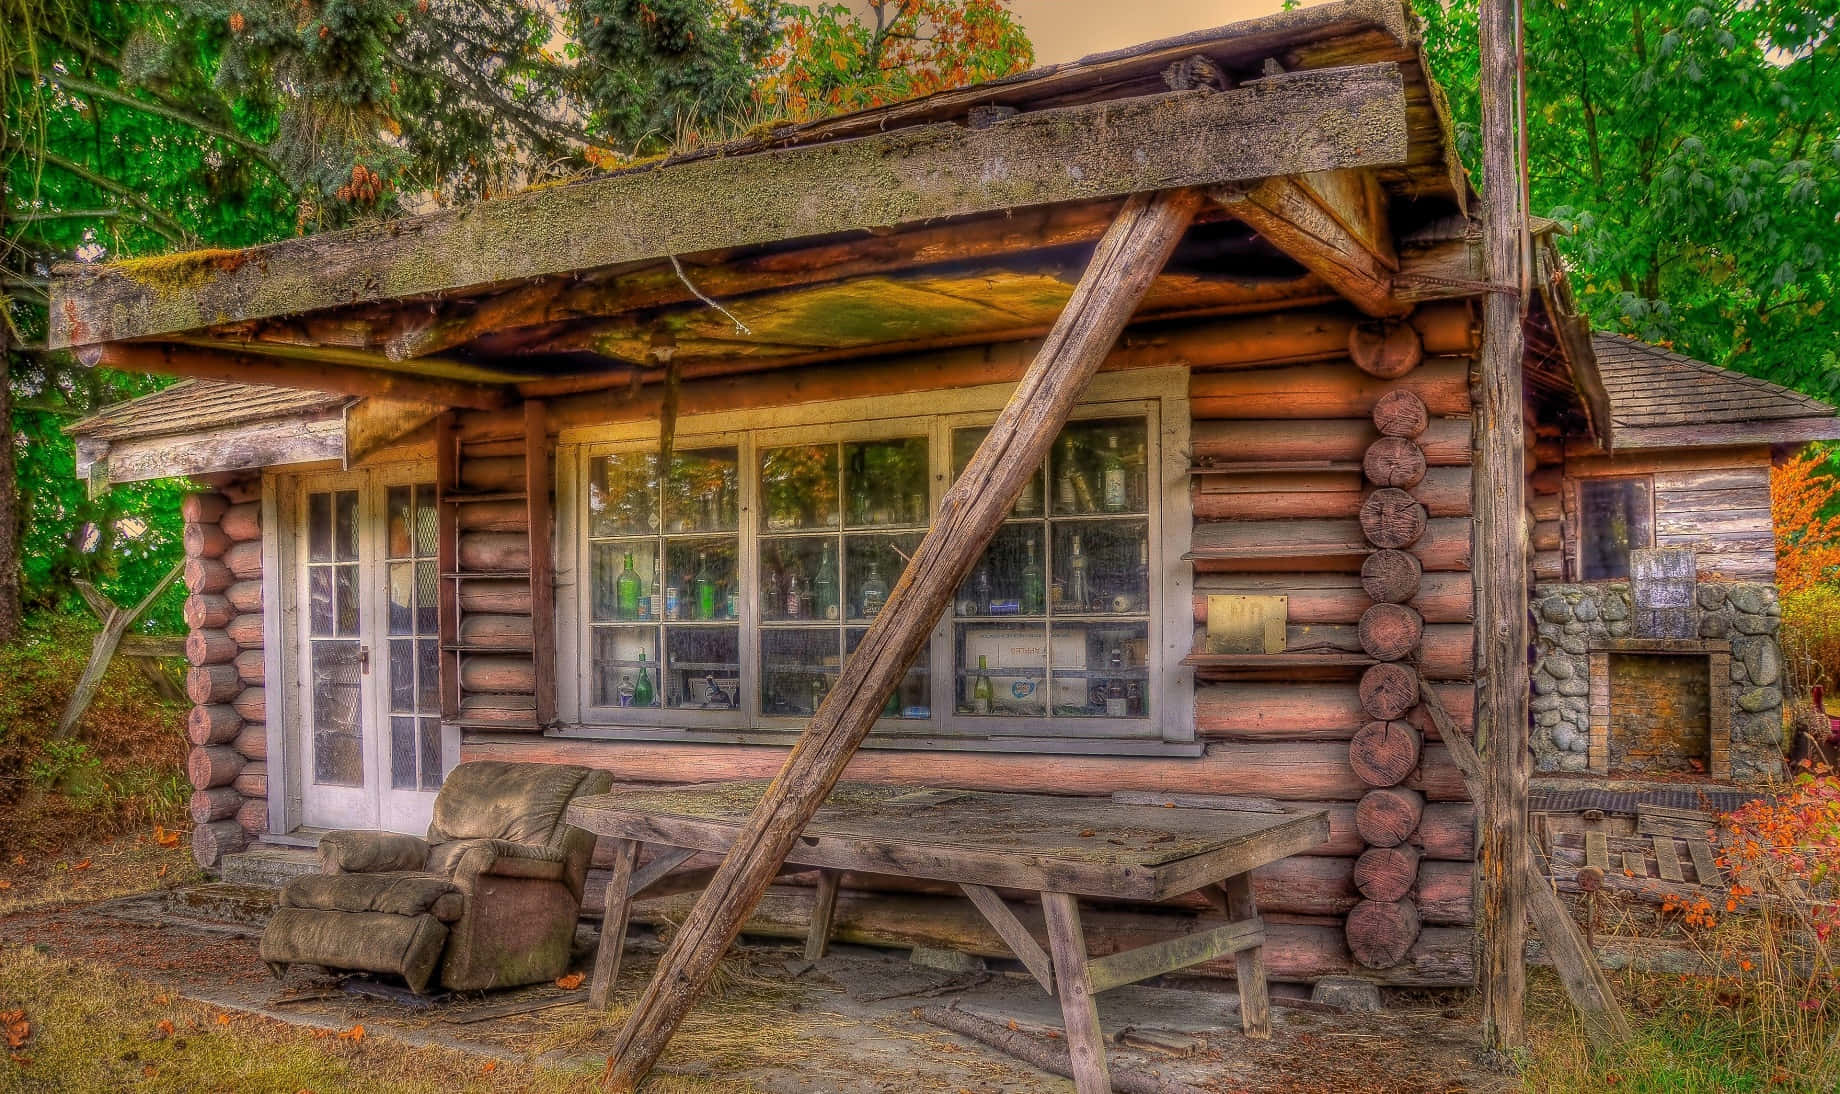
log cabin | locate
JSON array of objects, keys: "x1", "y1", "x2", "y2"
[{"x1": 49, "y1": 0, "x2": 1840, "y2": 992}]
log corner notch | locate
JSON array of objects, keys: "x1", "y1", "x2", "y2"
[
  {"x1": 1213, "y1": 170, "x2": 1408, "y2": 318},
  {"x1": 602, "y1": 188, "x2": 1205, "y2": 1093}
]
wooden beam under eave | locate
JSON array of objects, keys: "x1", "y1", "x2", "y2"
[
  {"x1": 84, "y1": 414, "x2": 345, "y2": 486},
  {"x1": 50, "y1": 64, "x2": 1409, "y2": 349},
  {"x1": 344, "y1": 397, "x2": 445, "y2": 466},
  {"x1": 96, "y1": 343, "x2": 512, "y2": 411},
  {"x1": 1214, "y1": 172, "x2": 1409, "y2": 318}
]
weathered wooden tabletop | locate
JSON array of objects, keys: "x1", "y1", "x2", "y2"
[{"x1": 568, "y1": 780, "x2": 1329, "y2": 901}]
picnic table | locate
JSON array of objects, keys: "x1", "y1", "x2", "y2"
[{"x1": 569, "y1": 781, "x2": 1329, "y2": 1093}]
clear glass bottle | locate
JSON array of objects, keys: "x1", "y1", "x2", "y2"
[
  {"x1": 764, "y1": 563, "x2": 783, "y2": 622},
  {"x1": 616, "y1": 551, "x2": 643, "y2": 620},
  {"x1": 972, "y1": 654, "x2": 994, "y2": 715},
  {"x1": 973, "y1": 562, "x2": 993, "y2": 616},
  {"x1": 1105, "y1": 642, "x2": 1126, "y2": 716},
  {"x1": 784, "y1": 562, "x2": 807, "y2": 621},
  {"x1": 859, "y1": 554, "x2": 888, "y2": 619},
  {"x1": 814, "y1": 542, "x2": 839, "y2": 620},
  {"x1": 1101, "y1": 432, "x2": 1128, "y2": 512},
  {"x1": 632, "y1": 651, "x2": 654, "y2": 707},
  {"x1": 1055, "y1": 436, "x2": 1079, "y2": 512},
  {"x1": 1068, "y1": 534, "x2": 1089, "y2": 612},
  {"x1": 1021, "y1": 539, "x2": 1045, "y2": 616}
]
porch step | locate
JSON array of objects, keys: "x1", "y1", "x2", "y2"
[
  {"x1": 219, "y1": 844, "x2": 320, "y2": 889},
  {"x1": 171, "y1": 881, "x2": 278, "y2": 925}
]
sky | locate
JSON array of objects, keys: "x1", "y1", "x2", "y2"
[{"x1": 1003, "y1": 0, "x2": 1291, "y2": 65}]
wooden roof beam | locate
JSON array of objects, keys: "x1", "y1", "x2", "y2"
[
  {"x1": 95, "y1": 343, "x2": 511, "y2": 411},
  {"x1": 52, "y1": 63, "x2": 1409, "y2": 349},
  {"x1": 1214, "y1": 170, "x2": 1408, "y2": 317}
]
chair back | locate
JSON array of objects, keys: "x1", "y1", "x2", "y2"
[{"x1": 427, "y1": 761, "x2": 608, "y2": 851}]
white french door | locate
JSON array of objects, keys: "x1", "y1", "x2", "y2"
[{"x1": 293, "y1": 466, "x2": 449, "y2": 834}]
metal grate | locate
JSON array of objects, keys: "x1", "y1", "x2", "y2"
[{"x1": 1530, "y1": 786, "x2": 1765, "y2": 816}]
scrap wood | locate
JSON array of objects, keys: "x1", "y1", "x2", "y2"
[{"x1": 918, "y1": 1004, "x2": 1211, "y2": 1094}]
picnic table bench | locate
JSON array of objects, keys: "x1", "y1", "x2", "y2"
[{"x1": 568, "y1": 780, "x2": 1330, "y2": 1094}]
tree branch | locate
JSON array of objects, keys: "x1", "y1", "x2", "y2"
[
  {"x1": 29, "y1": 69, "x2": 284, "y2": 176},
  {"x1": 29, "y1": 148, "x2": 190, "y2": 245}
]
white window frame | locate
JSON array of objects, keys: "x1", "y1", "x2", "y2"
[{"x1": 554, "y1": 367, "x2": 1195, "y2": 755}]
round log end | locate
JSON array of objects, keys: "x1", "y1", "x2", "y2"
[
  {"x1": 1361, "y1": 437, "x2": 1427, "y2": 489},
  {"x1": 1358, "y1": 662, "x2": 1419, "y2": 721},
  {"x1": 192, "y1": 820, "x2": 250, "y2": 869},
  {"x1": 1349, "y1": 320, "x2": 1424, "y2": 379},
  {"x1": 1355, "y1": 786, "x2": 1426, "y2": 848},
  {"x1": 1358, "y1": 603, "x2": 1425, "y2": 662},
  {"x1": 1371, "y1": 390, "x2": 1429, "y2": 439},
  {"x1": 1346, "y1": 898, "x2": 1422, "y2": 969},
  {"x1": 1353, "y1": 845, "x2": 1422, "y2": 903},
  {"x1": 1358, "y1": 489, "x2": 1428, "y2": 550},
  {"x1": 1361, "y1": 550, "x2": 1423, "y2": 604},
  {"x1": 1349, "y1": 720, "x2": 1425, "y2": 788}
]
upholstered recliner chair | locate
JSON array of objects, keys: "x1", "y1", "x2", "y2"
[{"x1": 259, "y1": 761, "x2": 613, "y2": 994}]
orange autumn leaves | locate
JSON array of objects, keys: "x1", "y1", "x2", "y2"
[{"x1": 1772, "y1": 449, "x2": 1840, "y2": 596}]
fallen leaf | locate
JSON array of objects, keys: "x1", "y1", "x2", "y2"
[
  {"x1": 156, "y1": 865, "x2": 168, "y2": 879},
  {"x1": 215, "y1": 1013, "x2": 231, "y2": 1026},
  {"x1": 10, "y1": 855, "x2": 22, "y2": 867},
  {"x1": 142, "y1": 1065, "x2": 157, "y2": 1078},
  {"x1": 337, "y1": 1024, "x2": 364, "y2": 1042},
  {"x1": 555, "y1": 972, "x2": 585, "y2": 990},
  {"x1": 153, "y1": 826, "x2": 180, "y2": 849},
  {"x1": 1078, "y1": 829, "x2": 1095, "y2": 838},
  {"x1": 481, "y1": 1061, "x2": 497, "y2": 1075},
  {"x1": 155, "y1": 1019, "x2": 175, "y2": 1037},
  {"x1": 0, "y1": 879, "x2": 11, "y2": 890},
  {"x1": 153, "y1": 994, "x2": 169, "y2": 1005},
  {"x1": 70, "y1": 859, "x2": 91, "y2": 871},
  {"x1": 2, "y1": 1009, "x2": 28, "y2": 1049}
]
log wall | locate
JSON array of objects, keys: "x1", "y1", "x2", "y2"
[
  {"x1": 448, "y1": 435, "x2": 545, "y2": 730},
  {"x1": 183, "y1": 480, "x2": 266, "y2": 868}
]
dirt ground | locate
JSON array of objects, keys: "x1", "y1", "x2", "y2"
[{"x1": 0, "y1": 859, "x2": 1508, "y2": 1094}]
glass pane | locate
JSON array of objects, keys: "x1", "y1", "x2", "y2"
[
  {"x1": 665, "y1": 627, "x2": 741, "y2": 710},
  {"x1": 335, "y1": 565, "x2": 361, "y2": 636},
  {"x1": 1053, "y1": 519, "x2": 1149, "y2": 616},
  {"x1": 953, "y1": 427, "x2": 1044, "y2": 518},
  {"x1": 390, "y1": 715, "x2": 417, "y2": 790},
  {"x1": 1053, "y1": 622, "x2": 1150, "y2": 719},
  {"x1": 414, "y1": 484, "x2": 438, "y2": 556},
  {"x1": 389, "y1": 637, "x2": 416, "y2": 712},
  {"x1": 387, "y1": 485, "x2": 413, "y2": 559},
  {"x1": 761, "y1": 627, "x2": 840, "y2": 716},
  {"x1": 760, "y1": 444, "x2": 838, "y2": 532},
  {"x1": 588, "y1": 452, "x2": 660, "y2": 538},
  {"x1": 388, "y1": 561, "x2": 415, "y2": 635},
  {"x1": 419, "y1": 716, "x2": 442, "y2": 790},
  {"x1": 955, "y1": 524, "x2": 1045, "y2": 619},
  {"x1": 955, "y1": 622, "x2": 1046, "y2": 717},
  {"x1": 308, "y1": 566, "x2": 334, "y2": 636},
  {"x1": 418, "y1": 638, "x2": 439, "y2": 711},
  {"x1": 844, "y1": 532, "x2": 919, "y2": 623},
  {"x1": 308, "y1": 493, "x2": 333, "y2": 562},
  {"x1": 310, "y1": 639, "x2": 364, "y2": 785},
  {"x1": 335, "y1": 490, "x2": 360, "y2": 561},
  {"x1": 664, "y1": 539, "x2": 738, "y2": 622},
  {"x1": 845, "y1": 437, "x2": 929, "y2": 527},
  {"x1": 761, "y1": 536, "x2": 837, "y2": 622},
  {"x1": 1051, "y1": 417, "x2": 1148, "y2": 516},
  {"x1": 847, "y1": 628, "x2": 929, "y2": 720},
  {"x1": 415, "y1": 560, "x2": 439, "y2": 634},
  {"x1": 591, "y1": 627, "x2": 660, "y2": 709},
  {"x1": 1580, "y1": 478, "x2": 1651, "y2": 581},
  {"x1": 592, "y1": 540, "x2": 661, "y2": 623},
  {"x1": 664, "y1": 447, "x2": 739, "y2": 534}
]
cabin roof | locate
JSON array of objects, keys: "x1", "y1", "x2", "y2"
[
  {"x1": 1593, "y1": 334, "x2": 1840, "y2": 449},
  {"x1": 66, "y1": 380, "x2": 344, "y2": 442}
]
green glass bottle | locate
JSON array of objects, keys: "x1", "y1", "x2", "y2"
[
  {"x1": 972, "y1": 654, "x2": 994, "y2": 715},
  {"x1": 693, "y1": 550, "x2": 717, "y2": 621},
  {"x1": 1021, "y1": 539, "x2": 1045, "y2": 615},
  {"x1": 632, "y1": 651, "x2": 655, "y2": 707},
  {"x1": 616, "y1": 552, "x2": 643, "y2": 620},
  {"x1": 814, "y1": 542, "x2": 839, "y2": 620}
]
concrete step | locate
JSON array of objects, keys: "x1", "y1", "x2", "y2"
[
  {"x1": 171, "y1": 881, "x2": 278, "y2": 925},
  {"x1": 220, "y1": 844, "x2": 319, "y2": 889}
]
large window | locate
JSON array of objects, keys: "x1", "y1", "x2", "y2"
[
  {"x1": 1578, "y1": 476, "x2": 1653, "y2": 581},
  {"x1": 557, "y1": 378, "x2": 1191, "y2": 749}
]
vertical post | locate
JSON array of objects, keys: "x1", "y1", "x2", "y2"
[
  {"x1": 590, "y1": 838, "x2": 641, "y2": 1008},
  {"x1": 1041, "y1": 892, "x2": 1110, "y2": 1094},
  {"x1": 435, "y1": 412, "x2": 461, "y2": 720},
  {"x1": 1476, "y1": 0, "x2": 1531, "y2": 1052},
  {"x1": 524, "y1": 400, "x2": 557, "y2": 727}
]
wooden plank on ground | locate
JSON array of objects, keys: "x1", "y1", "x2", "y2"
[
  {"x1": 1652, "y1": 836, "x2": 1683, "y2": 884},
  {"x1": 1584, "y1": 832, "x2": 1609, "y2": 873},
  {"x1": 1620, "y1": 851, "x2": 1645, "y2": 878},
  {"x1": 1686, "y1": 839, "x2": 1723, "y2": 888},
  {"x1": 1636, "y1": 803, "x2": 1715, "y2": 840}
]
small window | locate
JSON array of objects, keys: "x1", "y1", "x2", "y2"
[{"x1": 1578, "y1": 477, "x2": 1652, "y2": 581}]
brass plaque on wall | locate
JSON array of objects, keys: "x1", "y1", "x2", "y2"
[{"x1": 1206, "y1": 595, "x2": 1287, "y2": 654}]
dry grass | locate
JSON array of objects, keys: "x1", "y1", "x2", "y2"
[{"x1": 0, "y1": 830, "x2": 200, "y2": 918}]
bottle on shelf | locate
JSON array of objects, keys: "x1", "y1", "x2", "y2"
[
  {"x1": 1105, "y1": 642, "x2": 1127, "y2": 716},
  {"x1": 693, "y1": 550, "x2": 718, "y2": 620},
  {"x1": 616, "y1": 674, "x2": 635, "y2": 707},
  {"x1": 1054, "y1": 436, "x2": 1079, "y2": 513},
  {"x1": 810, "y1": 674, "x2": 827, "y2": 715},
  {"x1": 1126, "y1": 679, "x2": 1144, "y2": 717},
  {"x1": 1101, "y1": 432, "x2": 1129, "y2": 512},
  {"x1": 1016, "y1": 470, "x2": 1042, "y2": 515},
  {"x1": 764, "y1": 564, "x2": 784, "y2": 622},
  {"x1": 649, "y1": 560, "x2": 664, "y2": 621},
  {"x1": 633, "y1": 651, "x2": 655, "y2": 707},
  {"x1": 973, "y1": 563, "x2": 993, "y2": 616},
  {"x1": 1068, "y1": 534, "x2": 1090, "y2": 612},
  {"x1": 814, "y1": 542, "x2": 839, "y2": 620},
  {"x1": 859, "y1": 553, "x2": 888, "y2": 619},
  {"x1": 1021, "y1": 539, "x2": 1045, "y2": 616},
  {"x1": 972, "y1": 654, "x2": 994, "y2": 715},
  {"x1": 785, "y1": 562, "x2": 807, "y2": 621},
  {"x1": 616, "y1": 551, "x2": 643, "y2": 620}
]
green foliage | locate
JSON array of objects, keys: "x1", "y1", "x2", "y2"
[
  {"x1": 1417, "y1": 0, "x2": 1840, "y2": 397},
  {"x1": 27, "y1": 738, "x2": 99, "y2": 790}
]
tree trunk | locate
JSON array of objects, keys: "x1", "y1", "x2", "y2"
[{"x1": 0, "y1": 326, "x2": 20, "y2": 642}]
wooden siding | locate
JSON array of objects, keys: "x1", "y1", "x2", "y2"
[{"x1": 1561, "y1": 445, "x2": 1776, "y2": 582}]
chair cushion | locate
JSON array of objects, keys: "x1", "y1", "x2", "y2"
[
  {"x1": 425, "y1": 761, "x2": 600, "y2": 847},
  {"x1": 426, "y1": 838, "x2": 569, "y2": 885},
  {"x1": 281, "y1": 871, "x2": 464, "y2": 922},
  {"x1": 261, "y1": 907, "x2": 450, "y2": 995}
]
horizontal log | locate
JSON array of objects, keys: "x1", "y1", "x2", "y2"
[
  {"x1": 183, "y1": 522, "x2": 230, "y2": 560},
  {"x1": 459, "y1": 580, "x2": 535, "y2": 615},
  {"x1": 187, "y1": 745, "x2": 244, "y2": 789},
  {"x1": 459, "y1": 655, "x2": 537, "y2": 694},
  {"x1": 181, "y1": 493, "x2": 228, "y2": 524},
  {"x1": 458, "y1": 531, "x2": 531, "y2": 573},
  {"x1": 1415, "y1": 860, "x2": 1473, "y2": 925},
  {"x1": 1188, "y1": 467, "x2": 1469, "y2": 521},
  {"x1": 232, "y1": 686, "x2": 266, "y2": 723},
  {"x1": 192, "y1": 820, "x2": 250, "y2": 869},
  {"x1": 183, "y1": 594, "x2": 233, "y2": 631},
  {"x1": 1531, "y1": 521, "x2": 1561, "y2": 552},
  {"x1": 226, "y1": 580, "x2": 263, "y2": 614},
  {"x1": 1345, "y1": 898, "x2": 1420, "y2": 969},
  {"x1": 224, "y1": 540, "x2": 263, "y2": 581},
  {"x1": 184, "y1": 557, "x2": 233, "y2": 595},
  {"x1": 188, "y1": 786, "x2": 242, "y2": 824},
  {"x1": 1195, "y1": 681, "x2": 1473, "y2": 741},
  {"x1": 1359, "y1": 487, "x2": 1426, "y2": 549},
  {"x1": 234, "y1": 648, "x2": 265, "y2": 685},
  {"x1": 457, "y1": 499, "x2": 530, "y2": 534},
  {"x1": 1363, "y1": 436, "x2": 1426, "y2": 488},
  {"x1": 231, "y1": 762, "x2": 267, "y2": 798},
  {"x1": 1358, "y1": 603, "x2": 1422, "y2": 661},
  {"x1": 459, "y1": 456, "x2": 525, "y2": 493},
  {"x1": 1190, "y1": 517, "x2": 1470, "y2": 573},
  {"x1": 1189, "y1": 358, "x2": 1469, "y2": 420},
  {"x1": 186, "y1": 704, "x2": 242, "y2": 747},
  {"x1": 235, "y1": 796, "x2": 269, "y2": 836},
  {"x1": 1359, "y1": 662, "x2": 1418, "y2": 720},
  {"x1": 232, "y1": 722, "x2": 268, "y2": 761},
  {"x1": 186, "y1": 663, "x2": 242, "y2": 705},
  {"x1": 185, "y1": 629, "x2": 237, "y2": 667},
  {"x1": 1532, "y1": 550, "x2": 1562, "y2": 583},
  {"x1": 1193, "y1": 572, "x2": 1471, "y2": 625},
  {"x1": 458, "y1": 614, "x2": 534, "y2": 650},
  {"x1": 457, "y1": 692, "x2": 540, "y2": 727},
  {"x1": 1191, "y1": 416, "x2": 1470, "y2": 467},
  {"x1": 221, "y1": 501, "x2": 261, "y2": 542},
  {"x1": 1361, "y1": 550, "x2": 1421, "y2": 605},
  {"x1": 226, "y1": 612, "x2": 264, "y2": 649}
]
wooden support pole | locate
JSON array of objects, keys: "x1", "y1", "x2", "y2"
[
  {"x1": 1477, "y1": 0, "x2": 1532, "y2": 1052},
  {"x1": 524, "y1": 400, "x2": 557, "y2": 727},
  {"x1": 602, "y1": 189, "x2": 1203, "y2": 1091}
]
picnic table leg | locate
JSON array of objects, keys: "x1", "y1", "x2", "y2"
[
  {"x1": 1041, "y1": 891, "x2": 1110, "y2": 1094},
  {"x1": 1221, "y1": 874, "x2": 1271, "y2": 1039},
  {"x1": 804, "y1": 869, "x2": 841, "y2": 962},
  {"x1": 589, "y1": 838, "x2": 641, "y2": 1009}
]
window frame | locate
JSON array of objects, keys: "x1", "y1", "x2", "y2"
[
  {"x1": 1572, "y1": 473, "x2": 1656, "y2": 582},
  {"x1": 553, "y1": 368, "x2": 1196, "y2": 754}
]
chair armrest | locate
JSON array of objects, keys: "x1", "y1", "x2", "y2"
[
  {"x1": 441, "y1": 839, "x2": 570, "y2": 886},
  {"x1": 319, "y1": 830, "x2": 430, "y2": 874}
]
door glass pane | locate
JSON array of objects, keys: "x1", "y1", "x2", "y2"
[
  {"x1": 954, "y1": 622, "x2": 1046, "y2": 717},
  {"x1": 386, "y1": 485, "x2": 414, "y2": 558},
  {"x1": 665, "y1": 447, "x2": 739, "y2": 534},
  {"x1": 382, "y1": 482, "x2": 442, "y2": 793},
  {"x1": 310, "y1": 639, "x2": 364, "y2": 786},
  {"x1": 390, "y1": 715, "x2": 417, "y2": 790}
]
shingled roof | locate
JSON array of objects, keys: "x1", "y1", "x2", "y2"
[
  {"x1": 1594, "y1": 334, "x2": 1840, "y2": 449},
  {"x1": 67, "y1": 379, "x2": 344, "y2": 442}
]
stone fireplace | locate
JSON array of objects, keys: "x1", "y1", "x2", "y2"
[{"x1": 1588, "y1": 639, "x2": 1731, "y2": 777}]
